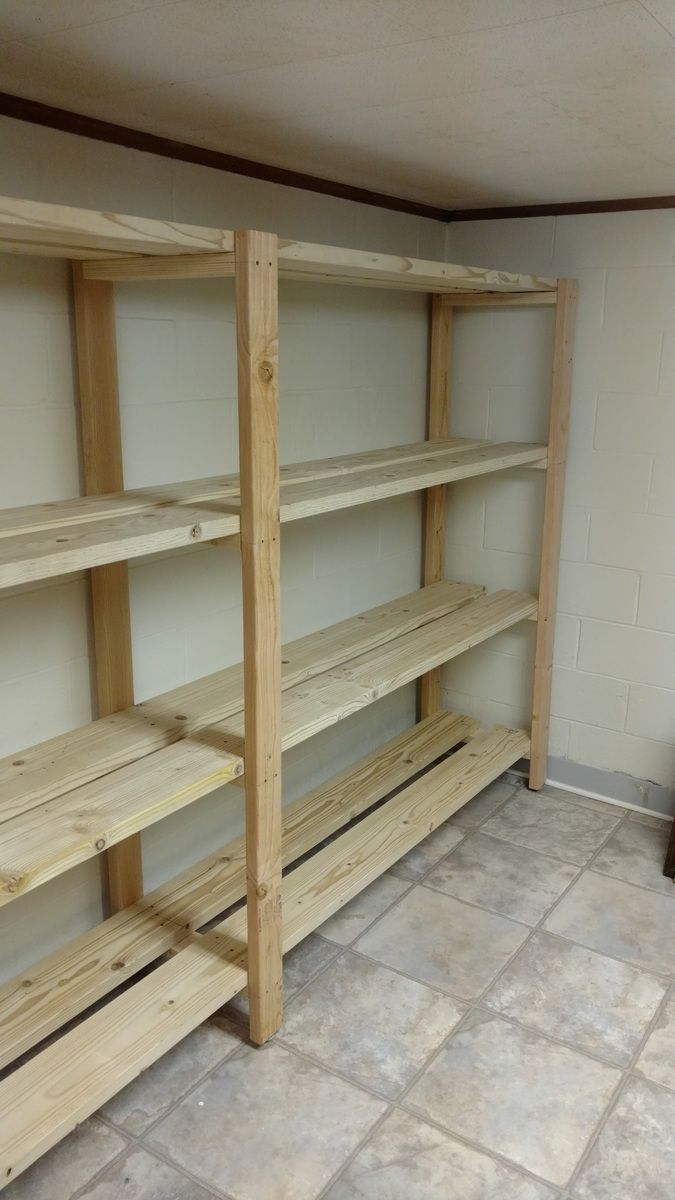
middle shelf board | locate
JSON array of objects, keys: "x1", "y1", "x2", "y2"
[
  {"x1": 0, "y1": 438, "x2": 547, "y2": 588},
  {"x1": 0, "y1": 583, "x2": 536, "y2": 906}
]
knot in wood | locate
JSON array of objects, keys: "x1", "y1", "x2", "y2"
[
  {"x1": 256, "y1": 884, "x2": 268, "y2": 899},
  {"x1": 258, "y1": 361, "x2": 274, "y2": 383},
  {"x1": 95, "y1": 837, "x2": 106, "y2": 851},
  {"x1": 189, "y1": 524, "x2": 202, "y2": 541}
]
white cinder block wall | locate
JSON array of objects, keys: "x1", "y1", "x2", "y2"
[
  {"x1": 445, "y1": 211, "x2": 675, "y2": 814},
  {"x1": 0, "y1": 115, "x2": 443, "y2": 984}
]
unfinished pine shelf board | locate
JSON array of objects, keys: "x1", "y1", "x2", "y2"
[
  {"x1": 0, "y1": 439, "x2": 546, "y2": 588},
  {"x1": 0, "y1": 194, "x2": 235, "y2": 258},
  {"x1": 0, "y1": 189, "x2": 576, "y2": 1186},
  {"x1": 0, "y1": 586, "x2": 535, "y2": 905},
  {"x1": 0, "y1": 719, "x2": 527, "y2": 1186},
  {"x1": 0, "y1": 710, "x2": 473, "y2": 1071},
  {"x1": 0, "y1": 582, "x2": 477, "y2": 819},
  {"x1": 0, "y1": 438, "x2": 485, "y2": 539}
]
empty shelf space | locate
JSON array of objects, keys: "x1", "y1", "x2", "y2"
[
  {"x1": 0, "y1": 718, "x2": 528, "y2": 1188},
  {"x1": 0, "y1": 438, "x2": 546, "y2": 588},
  {"x1": 0, "y1": 584, "x2": 535, "y2": 905}
]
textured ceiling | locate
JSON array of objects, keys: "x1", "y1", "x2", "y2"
[{"x1": 1, "y1": 0, "x2": 674, "y2": 208}]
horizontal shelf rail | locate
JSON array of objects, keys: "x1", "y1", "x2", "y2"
[
  {"x1": 0, "y1": 194, "x2": 557, "y2": 294},
  {"x1": 83, "y1": 242, "x2": 556, "y2": 294},
  {"x1": 0, "y1": 719, "x2": 529, "y2": 1188},
  {"x1": 0, "y1": 585, "x2": 535, "y2": 905},
  {"x1": 0, "y1": 439, "x2": 546, "y2": 588},
  {"x1": 0, "y1": 194, "x2": 234, "y2": 258}
]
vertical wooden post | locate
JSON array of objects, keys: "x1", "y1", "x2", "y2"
[
  {"x1": 72, "y1": 263, "x2": 143, "y2": 910},
  {"x1": 235, "y1": 230, "x2": 283, "y2": 1044},
  {"x1": 529, "y1": 279, "x2": 578, "y2": 789},
  {"x1": 419, "y1": 295, "x2": 452, "y2": 719}
]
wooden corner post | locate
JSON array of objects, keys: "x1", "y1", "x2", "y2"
[
  {"x1": 72, "y1": 263, "x2": 143, "y2": 911},
  {"x1": 529, "y1": 278, "x2": 578, "y2": 789},
  {"x1": 235, "y1": 230, "x2": 283, "y2": 1044},
  {"x1": 419, "y1": 294, "x2": 452, "y2": 719}
]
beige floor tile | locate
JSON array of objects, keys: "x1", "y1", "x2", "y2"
[
  {"x1": 3, "y1": 1118, "x2": 126, "y2": 1200},
  {"x1": 389, "y1": 821, "x2": 465, "y2": 881},
  {"x1": 148, "y1": 1041, "x2": 387, "y2": 1200},
  {"x1": 539, "y1": 785, "x2": 621, "y2": 817},
  {"x1": 449, "y1": 779, "x2": 516, "y2": 829},
  {"x1": 100, "y1": 1017, "x2": 242, "y2": 1135},
  {"x1": 280, "y1": 951, "x2": 464, "y2": 1097},
  {"x1": 545, "y1": 871, "x2": 675, "y2": 976},
  {"x1": 318, "y1": 873, "x2": 409, "y2": 945},
  {"x1": 325, "y1": 1108, "x2": 557, "y2": 1199},
  {"x1": 573, "y1": 1077, "x2": 675, "y2": 1200},
  {"x1": 482, "y1": 791, "x2": 620, "y2": 865},
  {"x1": 77, "y1": 1146, "x2": 213, "y2": 1199},
  {"x1": 406, "y1": 1011, "x2": 620, "y2": 1187},
  {"x1": 226, "y1": 932, "x2": 340, "y2": 1020},
  {"x1": 486, "y1": 931, "x2": 667, "y2": 1065},
  {"x1": 355, "y1": 885, "x2": 528, "y2": 1001},
  {"x1": 635, "y1": 992, "x2": 675, "y2": 1090},
  {"x1": 593, "y1": 819, "x2": 675, "y2": 896},
  {"x1": 426, "y1": 833, "x2": 578, "y2": 925}
]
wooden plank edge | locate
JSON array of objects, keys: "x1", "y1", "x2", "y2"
[
  {"x1": 0, "y1": 581, "x2": 481, "y2": 818},
  {"x1": 441, "y1": 291, "x2": 557, "y2": 307},
  {"x1": 0, "y1": 440, "x2": 489, "y2": 541}
]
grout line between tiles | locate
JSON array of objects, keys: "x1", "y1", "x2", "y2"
[
  {"x1": 69, "y1": 776, "x2": 672, "y2": 1199},
  {"x1": 565, "y1": 977, "x2": 675, "y2": 1196}
]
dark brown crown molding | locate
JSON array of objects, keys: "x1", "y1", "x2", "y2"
[
  {"x1": 0, "y1": 90, "x2": 450, "y2": 222},
  {"x1": 0, "y1": 90, "x2": 673, "y2": 226},
  {"x1": 446, "y1": 196, "x2": 675, "y2": 220}
]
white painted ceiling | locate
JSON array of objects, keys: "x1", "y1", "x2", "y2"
[{"x1": 1, "y1": 0, "x2": 674, "y2": 208}]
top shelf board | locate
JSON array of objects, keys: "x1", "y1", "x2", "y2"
[
  {"x1": 0, "y1": 438, "x2": 547, "y2": 588},
  {"x1": 0, "y1": 194, "x2": 557, "y2": 294}
]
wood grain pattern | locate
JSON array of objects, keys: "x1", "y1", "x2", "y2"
[
  {"x1": 0, "y1": 721, "x2": 527, "y2": 1189},
  {"x1": 279, "y1": 442, "x2": 547, "y2": 523},
  {"x1": 0, "y1": 440, "x2": 547, "y2": 588},
  {"x1": 236, "y1": 229, "x2": 283, "y2": 1043},
  {"x1": 0, "y1": 193, "x2": 234, "y2": 257},
  {"x1": 72, "y1": 263, "x2": 142, "y2": 911},
  {"x1": 529, "y1": 280, "x2": 578, "y2": 788},
  {"x1": 0, "y1": 582, "x2": 480, "y2": 821},
  {"x1": 0, "y1": 438, "x2": 486, "y2": 539},
  {"x1": 0, "y1": 588, "x2": 532, "y2": 909},
  {"x1": 0, "y1": 736, "x2": 243, "y2": 905},
  {"x1": 420, "y1": 295, "x2": 452, "y2": 719},
  {"x1": 276, "y1": 238, "x2": 556, "y2": 293},
  {"x1": 0, "y1": 712, "x2": 472, "y2": 1069},
  {"x1": 277, "y1": 724, "x2": 530, "y2": 953}
]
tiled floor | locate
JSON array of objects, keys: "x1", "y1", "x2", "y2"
[{"x1": 7, "y1": 778, "x2": 675, "y2": 1199}]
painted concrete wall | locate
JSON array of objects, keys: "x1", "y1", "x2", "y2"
[{"x1": 445, "y1": 210, "x2": 675, "y2": 813}]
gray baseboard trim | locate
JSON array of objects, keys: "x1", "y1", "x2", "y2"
[{"x1": 510, "y1": 756, "x2": 674, "y2": 819}]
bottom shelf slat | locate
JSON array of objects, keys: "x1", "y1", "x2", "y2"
[{"x1": 0, "y1": 719, "x2": 527, "y2": 1188}]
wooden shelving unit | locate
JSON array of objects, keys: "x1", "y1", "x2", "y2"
[{"x1": 0, "y1": 193, "x2": 576, "y2": 1189}]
